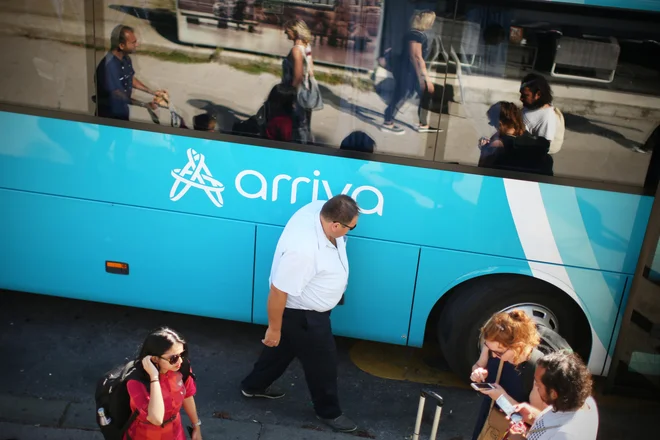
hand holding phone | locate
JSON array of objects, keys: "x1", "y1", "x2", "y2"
[
  {"x1": 496, "y1": 395, "x2": 523, "y2": 424},
  {"x1": 471, "y1": 382, "x2": 495, "y2": 391}
]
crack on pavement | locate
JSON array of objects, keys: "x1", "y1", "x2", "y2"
[
  {"x1": 255, "y1": 420, "x2": 265, "y2": 440},
  {"x1": 56, "y1": 401, "x2": 71, "y2": 428}
]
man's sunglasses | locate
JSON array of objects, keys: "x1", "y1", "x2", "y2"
[
  {"x1": 339, "y1": 222, "x2": 356, "y2": 231},
  {"x1": 159, "y1": 351, "x2": 186, "y2": 365}
]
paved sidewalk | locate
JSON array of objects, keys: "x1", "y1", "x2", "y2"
[{"x1": 0, "y1": 394, "x2": 359, "y2": 440}]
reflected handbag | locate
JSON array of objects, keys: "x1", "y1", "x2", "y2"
[
  {"x1": 477, "y1": 360, "x2": 510, "y2": 440},
  {"x1": 297, "y1": 50, "x2": 324, "y2": 111}
]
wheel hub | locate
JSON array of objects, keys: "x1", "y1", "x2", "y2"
[{"x1": 500, "y1": 303, "x2": 559, "y2": 332}]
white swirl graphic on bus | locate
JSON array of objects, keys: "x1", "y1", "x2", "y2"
[{"x1": 170, "y1": 148, "x2": 225, "y2": 207}]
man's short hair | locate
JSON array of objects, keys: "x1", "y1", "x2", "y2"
[
  {"x1": 193, "y1": 113, "x2": 216, "y2": 131},
  {"x1": 340, "y1": 131, "x2": 375, "y2": 154},
  {"x1": 320, "y1": 195, "x2": 359, "y2": 225},
  {"x1": 521, "y1": 73, "x2": 553, "y2": 106},
  {"x1": 537, "y1": 351, "x2": 593, "y2": 412},
  {"x1": 110, "y1": 25, "x2": 135, "y2": 50}
]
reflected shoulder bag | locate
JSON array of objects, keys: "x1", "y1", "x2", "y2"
[
  {"x1": 296, "y1": 47, "x2": 324, "y2": 111},
  {"x1": 477, "y1": 360, "x2": 510, "y2": 440}
]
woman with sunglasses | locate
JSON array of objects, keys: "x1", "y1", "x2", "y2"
[
  {"x1": 125, "y1": 327, "x2": 202, "y2": 440},
  {"x1": 469, "y1": 310, "x2": 547, "y2": 440}
]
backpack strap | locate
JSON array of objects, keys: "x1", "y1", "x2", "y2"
[{"x1": 120, "y1": 409, "x2": 139, "y2": 437}]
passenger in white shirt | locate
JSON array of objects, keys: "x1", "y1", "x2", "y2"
[
  {"x1": 508, "y1": 351, "x2": 599, "y2": 440},
  {"x1": 240, "y1": 195, "x2": 359, "y2": 433},
  {"x1": 520, "y1": 73, "x2": 557, "y2": 144}
]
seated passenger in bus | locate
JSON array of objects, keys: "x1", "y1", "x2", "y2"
[{"x1": 479, "y1": 102, "x2": 554, "y2": 176}]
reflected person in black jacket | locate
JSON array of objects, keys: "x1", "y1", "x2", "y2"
[{"x1": 478, "y1": 102, "x2": 553, "y2": 177}]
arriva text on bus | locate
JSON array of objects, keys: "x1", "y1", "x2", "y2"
[
  {"x1": 170, "y1": 148, "x2": 384, "y2": 215},
  {"x1": 235, "y1": 170, "x2": 384, "y2": 215}
]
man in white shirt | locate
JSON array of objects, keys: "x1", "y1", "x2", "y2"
[
  {"x1": 240, "y1": 195, "x2": 359, "y2": 433},
  {"x1": 509, "y1": 351, "x2": 599, "y2": 440},
  {"x1": 520, "y1": 73, "x2": 557, "y2": 145}
]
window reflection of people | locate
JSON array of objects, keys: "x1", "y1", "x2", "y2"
[
  {"x1": 340, "y1": 131, "x2": 375, "y2": 154},
  {"x1": 381, "y1": 10, "x2": 436, "y2": 135},
  {"x1": 520, "y1": 74, "x2": 556, "y2": 145},
  {"x1": 265, "y1": 86, "x2": 295, "y2": 142},
  {"x1": 282, "y1": 20, "x2": 315, "y2": 144},
  {"x1": 479, "y1": 102, "x2": 554, "y2": 176},
  {"x1": 193, "y1": 113, "x2": 217, "y2": 132},
  {"x1": 95, "y1": 25, "x2": 163, "y2": 121}
]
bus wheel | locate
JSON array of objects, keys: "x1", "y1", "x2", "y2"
[{"x1": 436, "y1": 274, "x2": 591, "y2": 381}]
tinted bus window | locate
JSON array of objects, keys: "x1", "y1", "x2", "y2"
[
  {"x1": 0, "y1": 0, "x2": 93, "y2": 114},
  {"x1": 434, "y1": 0, "x2": 660, "y2": 186},
  {"x1": 88, "y1": 1, "x2": 450, "y2": 159}
]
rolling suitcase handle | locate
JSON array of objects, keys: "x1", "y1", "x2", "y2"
[{"x1": 413, "y1": 389, "x2": 444, "y2": 440}]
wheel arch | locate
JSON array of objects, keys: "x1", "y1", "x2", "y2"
[{"x1": 423, "y1": 270, "x2": 601, "y2": 373}]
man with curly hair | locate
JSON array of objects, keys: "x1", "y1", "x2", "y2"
[{"x1": 510, "y1": 351, "x2": 599, "y2": 440}]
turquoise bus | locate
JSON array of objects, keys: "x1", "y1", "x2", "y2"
[{"x1": 1, "y1": 0, "x2": 659, "y2": 381}]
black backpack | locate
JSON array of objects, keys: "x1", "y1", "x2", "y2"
[{"x1": 95, "y1": 358, "x2": 194, "y2": 440}]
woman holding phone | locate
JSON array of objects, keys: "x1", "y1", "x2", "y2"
[
  {"x1": 469, "y1": 310, "x2": 546, "y2": 440},
  {"x1": 125, "y1": 327, "x2": 202, "y2": 440}
]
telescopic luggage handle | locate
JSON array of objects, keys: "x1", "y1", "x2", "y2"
[{"x1": 412, "y1": 389, "x2": 444, "y2": 440}]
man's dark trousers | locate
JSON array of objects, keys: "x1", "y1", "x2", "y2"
[{"x1": 241, "y1": 307, "x2": 341, "y2": 419}]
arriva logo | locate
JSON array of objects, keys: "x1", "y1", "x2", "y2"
[
  {"x1": 170, "y1": 148, "x2": 225, "y2": 207},
  {"x1": 170, "y1": 148, "x2": 384, "y2": 215}
]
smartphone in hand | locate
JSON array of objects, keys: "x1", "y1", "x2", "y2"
[
  {"x1": 496, "y1": 395, "x2": 523, "y2": 423},
  {"x1": 471, "y1": 382, "x2": 495, "y2": 391}
]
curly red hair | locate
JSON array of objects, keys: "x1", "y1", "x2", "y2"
[{"x1": 480, "y1": 310, "x2": 540, "y2": 364}]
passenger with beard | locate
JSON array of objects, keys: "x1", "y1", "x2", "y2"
[
  {"x1": 519, "y1": 74, "x2": 557, "y2": 147},
  {"x1": 508, "y1": 351, "x2": 599, "y2": 440}
]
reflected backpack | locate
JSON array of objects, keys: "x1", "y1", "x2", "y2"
[
  {"x1": 537, "y1": 325, "x2": 573, "y2": 355},
  {"x1": 95, "y1": 358, "x2": 194, "y2": 440},
  {"x1": 549, "y1": 107, "x2": 565, "y2": 154}
]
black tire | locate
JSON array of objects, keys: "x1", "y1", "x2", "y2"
[{"x1": 436, "y1": 274, "x2": 592, "y2": 381}]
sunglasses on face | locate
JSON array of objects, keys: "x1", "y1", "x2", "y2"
[
  {"x1": 339, "y1": 222, "x2": 356, "y2": 231},
  {"x1": 159, "y1": 351, "x2": 186, "y2": 365},
  {"x1": 485, "y1": 343, "x2": 508, "y2": 358}
]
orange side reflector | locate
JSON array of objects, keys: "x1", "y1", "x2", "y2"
[{"x1": 106, "y1": 261, "x2": 129, "y2": 275}]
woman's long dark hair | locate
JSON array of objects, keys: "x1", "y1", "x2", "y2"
[
  {"x1": 487, "y1": 101, "x2": 526, "y2": 137},
  {"x1": 133, "y1": 327, "x2": 187, "y2": 376}
]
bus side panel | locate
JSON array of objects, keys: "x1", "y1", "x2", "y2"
[
  {"x1": 410, "y1": 247, "x2": 627, "y2": 372},
  {"x1": 0, "y1": 188, "x2": 255, "y2": 322},
  {"x1": 253, "y1": 224, "x2": 420, "y2": 345},
  {"x1": 602, "y1": 275, "x2": 633, "y2": 376},
  {"x1": 0, "y1": 112, "x2": 651, "y2": 276}
]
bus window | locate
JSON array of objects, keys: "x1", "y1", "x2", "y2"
[
  {"x1": 86, "y1": 0, "x2": 451, "y2": 160},
  {"x1": 434, "y1": 0, "x2": 660, "y2": 187},
  {"x1": 0, "y1": 1, "x2": 93, "y2": 115}
]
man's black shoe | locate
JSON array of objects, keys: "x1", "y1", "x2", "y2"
[
  {"x1": 240, "y1": 385, "x2": 286, "y2": 399},
  {"x1": 317, "y1": 414, "x2": 358, "y2": 433}
]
